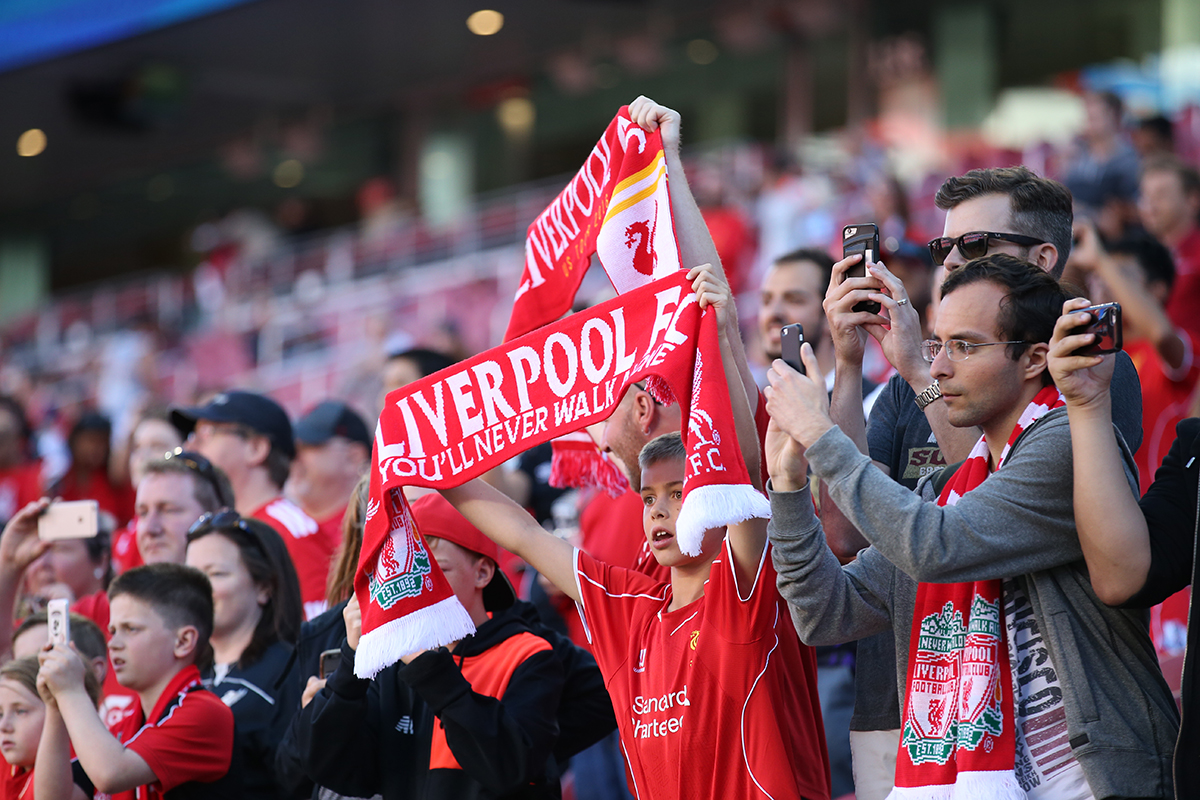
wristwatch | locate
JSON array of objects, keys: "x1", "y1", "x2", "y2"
[{"x1": 914, "y1": 380, "x2": 943, "y2": 411}]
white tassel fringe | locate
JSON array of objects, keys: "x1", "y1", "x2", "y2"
[
  {"x1": 675, "y1": 484, "x2": 772, "y2": 556},
  {"x1": 353, "y1": 595, "x2": 477, "y2": 679},
  {"x1": 886, "y1": 770, "x2": 1026, "y2": 800}
]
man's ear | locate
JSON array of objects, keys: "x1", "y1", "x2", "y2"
[
  {"x1": 474, "y1": 557, "x2": 495, "y2": 591},
  {"x1": 245, "y1": 434, "x2": 271, "y2": 469},
  {"x1": 1030, "y1": 243, "x2": 1059, "y2": 274},
  {"x1": 1022, "y1": 342, "x2": 1050, "y2": 382},
  {"x1": 632, "y1": 391, "x2": 657, "y2": 434},
  {"x1": 174, "y1": 625, "x2": 200, "y2": 660}
]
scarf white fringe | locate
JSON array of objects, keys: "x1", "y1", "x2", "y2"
[
  {"x1": 353, "y1": 595, "x2": 477, "y2": 679},
  {"x1": 675, "y1": 483, "x2": 772, "y2": 556},
  {"x1": 887, "y1": 770, "x2": 1027, "y2": 800}
]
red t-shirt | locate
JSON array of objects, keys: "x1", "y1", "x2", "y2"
[
  {"x1": 1126, "y1": 337, "x2": 1200, "y2": 494},
  {"x1": 56, "y1": 469, "x2": 135, "y2": 527},
  {"x1": 0, "y1": 462, "x2": 41, "y2": 526},
  {"x1": 105, "y1": 665, "x2": 234, "y2": 800},
  {"x1": 69, "y1": 591, "x2": 142, "y2": 731},
  {"x1": 1167, "y1": 228, "x2": 1200, "y2": 343},
  {"x1": 251, "y1": 497, "x2": 333, "y2": 620},
  {"x1": 572, "y1": 541, "x2": 830, "y2": 800},
  {"x1": 110, "y1": 519, "x2": 143, "y2": 575},
  {"x1": 0, "y1": 764, "x2": 31, "y2": 799}
]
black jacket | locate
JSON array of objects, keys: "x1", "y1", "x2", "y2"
[
  {"x1": 204, "y1": 640, "x2": 303, "y2": 800},
  {"x1": 289, "y1": 601, "x2": 570, "y2": 800},
  {"x1": 1124, "y1": 417, "x2": 1199, "y2": 800}
]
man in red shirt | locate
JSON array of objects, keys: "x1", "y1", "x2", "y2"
[
  {"x1": 287, "y1": 400, "x2": 370, "y2": 588},
  {"x1": 171, "y1": 390, "x2": 329, "y2": 618},
  {"x1": 1139, "y1": 156, "x2": 1200, "y2": 342},
  {"x1": 34, "y1": 563, "x2": 239, "y2": 799}
]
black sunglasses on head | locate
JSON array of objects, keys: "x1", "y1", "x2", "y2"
[
  {"x1": 926, "y1": 231, "x2": 1045, "y2": 266},
  {"x1": 165, "y1": 447, "x2": 235, "y2": 508},
  {"x1": 187, "y1": 507, "x2": 255, "y2": 539}
]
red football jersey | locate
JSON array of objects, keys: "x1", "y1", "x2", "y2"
[
  {"x1": 251, "y1": 497, "x2": 335, "y2": 619},
  {"x1": 104, "y1": 665, "x2": 234, "y2": 800},
  {"x1": 573, "y1": 541, "x2": 830, "y2": 800}
]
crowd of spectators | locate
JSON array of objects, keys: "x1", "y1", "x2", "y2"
[{"x1": 0, "y1": 89, "x2": 1196, "y2": 800}]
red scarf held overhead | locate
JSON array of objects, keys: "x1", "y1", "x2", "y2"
[
  {"x1": 354, "y1": 269, "x2": 769, "y2": 679},
  {"x1": 504, "y1": 106, "x2": 680, "y2": 342},
  {"x1": 892, "y1": 385, "x2": 1065, "y2": 800}
]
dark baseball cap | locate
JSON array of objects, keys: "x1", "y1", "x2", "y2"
[
  {"x1": 171, "y1": 390, "x2": 296, "y2": 459},
  {"x1": 293, "y1": 401, "x2": 371, "y2": 449}
]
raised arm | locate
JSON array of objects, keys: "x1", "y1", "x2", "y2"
[
  {"x1": 691, "y1": 263, "x2": 768, "y2": 588},
  {"x1": 440, "y1": 480, "x2": 578, "y2": 603},
  {"x1": 1048, "y1": 297, "x2": 1150, "y2": 604},
  {"x1": 0, "y1": 499, "x2": 52, "y2": 659},
  {"x1": 38, "y1": 644, "x2": 157, "y2": 794},
  {"x1": 628, "y1": 95, "x2": 759, "y2": 415}
]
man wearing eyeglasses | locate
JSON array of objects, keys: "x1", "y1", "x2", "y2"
[
  {"x1": 766, "y1": 253, "x2": 1177, "y2": 800},
  {"x1": 811, "y1": 166, "x2": 1144, "y2": 800}
]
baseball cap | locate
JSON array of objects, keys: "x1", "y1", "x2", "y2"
[
  {"x1": 410, "y1": 493, "x2": 516, "y2": 610},
  {"x1": 293, "y1": 401, "x2": 372, "y2": 449},
  {"x1": 171, "y1": 390, "x2": 296, "y2": 460}
]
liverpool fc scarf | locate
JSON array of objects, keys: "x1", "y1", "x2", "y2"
[
  {"x1": 504, "y1": 106, "x2": 679, "y2": 342},
  {"x1": 354, "y1": 269, "x2": 769, "y2": 678},
  {"x1": 892, "y1": 385, "x2": 1064, "y2": 799}
]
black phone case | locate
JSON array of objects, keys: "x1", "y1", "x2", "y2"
[
  {"x1": 781, "y1": 324, "x2": 805, "y2": 375},
  {"x1": 842, "y1": 224, "x2": 881, "y2": 313}
]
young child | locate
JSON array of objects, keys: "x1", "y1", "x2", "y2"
[
  {"x1": 441, "y1": 265, "x2": 830, "y2": 800},
  {"x1": 35, "y1": 563, "x2": 240, "y2": 799},
  {"x1": 0, "y1": 656, "x2": 98, "y2": 800}
]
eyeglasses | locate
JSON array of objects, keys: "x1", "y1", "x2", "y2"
[
  {"x1": 193, "y1": 420, "x2": 256, "y2": 440},
  {"x1": 164, "y1": 448, "x2": 235, "y2": 508},
  {"x1": 921, "y1": 339, "x2": 1030, "y2": 363},
  {"x1": 926, "y1": 232, "x2": 1046, "y2": 265}
]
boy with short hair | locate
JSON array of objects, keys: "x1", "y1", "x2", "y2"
[
  {"x1": 441, "y1": 265, "x2": 830, "y2": 800},
  {"x1": 35, "y1": 563, "x2": 240, "y2": 800}
]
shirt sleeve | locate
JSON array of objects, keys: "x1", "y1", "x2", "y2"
[
  {"x1": 573, "y1": 549, "x2": 667, "y2": 659},
  {"x1": 124, "y1": 692, "x2": 234, "y2": 791},
  {"x1": 866, "y1": 375, "x2": 903, "y2": 471},
  {"x1": 1127, "y1": 419, "x2": 1200, "y2": 608}
]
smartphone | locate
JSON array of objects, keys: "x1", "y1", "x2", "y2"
[
  {"x1": 37, "y1": 500, "x2": 99, "y2": 542},
  {"x1": 319, "y1": 648, "x2": 342, "y2": 679},
  {"x1": 842, "y1": 223, "x2": 881, "y2": 314},
  {"x1": 781, "y1": 324, "x2": 806, "y2": 375},
  {"x1": 1070, "y1": 302, "x2": 1123, "y2": 356},
  {"x1": 48, "y1": 598, "x2": 70, "y2": 646}
]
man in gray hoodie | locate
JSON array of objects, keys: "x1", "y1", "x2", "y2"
[{"x1": 763, "y1": 253, "x2": 1177, "y2": 800}]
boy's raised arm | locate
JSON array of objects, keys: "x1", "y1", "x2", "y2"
[
  {"x1": 689, "y1": 264, "x2": 768, "y2": 589},
  {"x1": 440, "y1": 481, "x2": 579, "y2": 603},
  {"x1": 38, "y1": 644, "x2": 158, "y2": 794}
]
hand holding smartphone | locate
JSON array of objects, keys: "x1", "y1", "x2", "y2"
[
  {"x1": 781, "y1": 324, "x2": 806, "y2": 375},
  {"x1": 319, "y1": 648, "x2": 343, "y2": 679},
  {"x1": 842, "y1": 223, "x2": 882, "y2": 315},
  {"x1": 1069, "y1": 302, "x2": 1123, "y2": 356}
]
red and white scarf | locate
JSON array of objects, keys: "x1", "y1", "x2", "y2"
[
  {"x1": 505, "y1": 106, "x2": 679, "y2": 342},
  {"x1": 892, "y1": 384, "x2": 1064, "y2": 800},
  {"x1": 354, "y1": 269, "x2": 769, "y2": 678},
  {"x1": 503, "y1": 106, "x2": 681, "y2": 496}
]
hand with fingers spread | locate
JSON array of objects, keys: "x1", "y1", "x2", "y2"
[
  {"x1": 628, "y1": 96, "x2": 681, "y2": 154},
  {"x1": 860, "y1": 259, "x2": 929, "y2": 385},
  {"x1": 823, "y1": 253, "x2": 887, "y2": 366},
  {"x1": 1048, "y1": 297, "x2": 1117, "y2": 411},
  {"x1": 764, "y1": 342, "x2": 834, "y2": 450}
]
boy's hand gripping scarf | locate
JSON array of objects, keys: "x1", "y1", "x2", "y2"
[
  {"x1": 504, "y1": 106, "x2": 681, "y2": 496},
  {"x1": 891, "y1": 384, "x2": 1064, "y2": 800},
  {"x1": 354, "y1": 269, "x2": 770, "y2": 678}
]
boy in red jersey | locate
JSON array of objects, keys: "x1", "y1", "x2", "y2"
[
  {"x1": 443, "y1": 264, "x2": 830, "y2": 800},
  {"x1": 34, "y1": 563, "x2": 240, "y2": 799}
]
